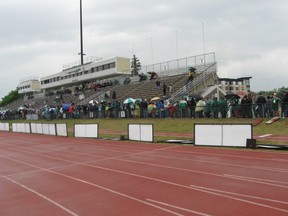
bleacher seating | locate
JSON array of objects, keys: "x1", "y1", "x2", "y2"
[{"x1": 1, "y1": 62, "x2": 218, "y2": 110}]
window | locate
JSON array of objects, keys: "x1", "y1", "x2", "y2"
[
  {"x1": 104, "y1": 64, "x2": 109, "y2": 70},
  {"x1": 110, "y1": 62, "x2": 116, "y2": 68}
]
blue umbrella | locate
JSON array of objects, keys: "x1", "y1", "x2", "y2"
[{"x1": 63, "y1": 103, "x2": 70, "y2": 110}]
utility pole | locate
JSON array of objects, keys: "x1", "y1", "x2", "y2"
[{"x1": 79, "y1": 0, "x2": 84, "y2": 65}]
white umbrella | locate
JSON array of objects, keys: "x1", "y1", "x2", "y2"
[
  {"x1": 123, "y1": 98, "x2": 135, "y2": 104},
  {"x1": 89, "y1": 99, "x2": 98, "y2": 104},
  {"x1": 18, "y1": 106, "x2": 27, "y2": 111}
]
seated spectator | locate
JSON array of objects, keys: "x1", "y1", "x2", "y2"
[{"x1": 138, "y1": 73, "x2": 147, "y2": 82}]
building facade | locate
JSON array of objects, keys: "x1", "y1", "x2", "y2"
[
  {"x1": 17, "y1": 78, "x2": 41, "y2": 95},
  {"x1": 217, "y1": 77, "x2": 252, "y2": 95},
  {"x1": 40, "y1": 56, "x2": 131, "y2": 91}
]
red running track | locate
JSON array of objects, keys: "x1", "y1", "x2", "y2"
[{"x1": 0, "y1": 131, "x2": 288, "y2": 216}]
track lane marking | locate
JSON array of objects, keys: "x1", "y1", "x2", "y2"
[
  {"x1": 0, "y1": 156, "x2": 187, "y2": 216},
  {"x1": 1, "y1": 174, "x2": 79, "y2": 216},
  {"x1": 146, "y1": 199, "x2": 211, "y2": 216},
  {"x1": 223, "y1": 174, "x2": 288, "y2": 189},
  {"x1": 190, "y1": 184, "x2": 288, "y2": 205},
  {"x1": 3, "y1": 154, "x2": 288, "y2": 215},
  {"x1": 188, "y1": 185, "x2": 288, "y2": 214}
]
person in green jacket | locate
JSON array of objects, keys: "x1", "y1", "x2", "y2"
[
  {"x1": 219, "y1": 97, "x2": 228, "y2": 118},
  {"x1": 210, "y1": 97, "x2": 219, "y2": 118}
]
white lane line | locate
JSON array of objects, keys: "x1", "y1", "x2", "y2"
[
  {"x1": 3, "y1": 144, "x2": 288, "y2": 214},
  {"x1": 1, "y1": 174, "x2": 79, "y2": 216},
  {"x1": 188, "y1": 184, "x2": 288, "y2": 214},
  {"x1": 258, "y1": 134, "x2": 272, "y2": 138},
  {"x1": 39, "y1": 160, "x2": 288, "y2": 214},
  {"x1": 114, "y1": 158, "x2": 288, "y2": 188},
  {"x1": 224, "y1": 173, "x2": 288, "y2": 185},
  {"x1": 224, "y1": 174, "x2": 288, "y2": 189},
  {"x1": 190, "y1": 184, "x2": 288, "y2": 205},
  {"x1": 146, "y1": 199, "x2": 211, "y2": 216},
  {"x1": 134, "y1": 152, "x2": 288, "y2": 173},
  {"x1": 0, "y1": 156, "x2": 187, "y2": 216}
]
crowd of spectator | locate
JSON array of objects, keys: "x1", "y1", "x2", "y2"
[{"x1": 2, "y1": 91, "x2": 287, "y2": 121}]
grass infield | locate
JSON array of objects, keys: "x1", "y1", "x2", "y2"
[{"x1": 3, "y1": 117, "x2": 288, "y2": 145}]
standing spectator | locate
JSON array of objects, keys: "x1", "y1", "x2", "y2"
[
  {"x1": 174, "y1": 101, "x2": 181, "y2": 118},
  {"x1": 163, "y1": 82, "x2": 167, "y2": 96},
  {"x1": 204, "y1": 98, "x2": 212, "y2": 118},
  {"x1": 167, "y1": 83, "x2": 172, "y2": 95},
  {"x1": 156, "y1": 80, "x2": 161, "y2": 93},
  {"x1": 219, "y1": 97, "x2": 228, "y2": 118},
  {"x1": 168, "y1": 101, "x2": 175, "y2": 118},
  {"x1": 98, "y1": 103, "x2": 103, "y2": 118},
  {"x1": 195, "y1": 98, "x2": 205, "y2": 118},
  {"x1": 163, "y1": 99, "x2": 170, "y2": 117},
  {"x1": 141, "y1": 99, "x2": 148, "y2": 118},
  {"x1": 256, "y1": 92, "x2": 266, "y2": 118},
  {"x1": 241, "y1": 95, "x2": 253, "y2": 118},
  {"x1": 265, "y1": 95, "x2": 273, "y2": 118},
  {"x1": 187, "y1": 97, "x2": 196, "y2": 118},
  {"x1": 112, "y1": 90, "x2": 116, "y2": 99},
  {"x1": 147, "y1": 102, "x2": 156, "y2": 118},
  {"x1": 134, "y1": 102, "x2": 141, "y2": 118},
  {"x1": 129, "y1": 102, "x2": 135, "y2": 118},
  {"x1": 155, "y1": 100, "x2": 164, "y2": 118},
  {"x1": 68, "y1": 104, "x2": 74, "y2": 119},
  {"x1": 187, "y1": 67, "x2": 195, "y2": 82},
  {"x1": 211, "y1": 97, "x2": 219, "y2": 118},
  {"x1": 272, "y1": 93, "x2": 281, "y2": 117},
  {"x1": 179, "y1": 99, "x2": 188, "y2": 118},
  {"x1": 105, "y1": 103, "x2": 110, "y2": 118},
  {"x1": 282, "y1": 92, "x2": 288, "y2": 118}
]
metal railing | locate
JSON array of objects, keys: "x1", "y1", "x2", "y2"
[
  {"x1": 139, "y1": 52, "x2": 216, "y2": 76},
  {"x1": 170, "y1": 62, "x2": 217, "y2": 101}
]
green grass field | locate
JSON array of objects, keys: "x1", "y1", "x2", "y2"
[{"x1": 3, "y1": 117, "x2": 288, "y2": 145}]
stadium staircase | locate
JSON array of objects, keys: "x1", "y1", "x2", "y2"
[{"x1": 169, "y1": 62, "x2": 218, "y2": 101}]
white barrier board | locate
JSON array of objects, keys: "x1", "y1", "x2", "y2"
[
  {"x1": 128, "y1": 124, "x2": 153, "y2": 142},
  {"x1": 42, "y1": 124, "x2": 56, "y2": 136},
  {"x1": 12, "y1": 123, "x2": 30, "y2": 133},
  {"x1": 194, "y1": 124, "x2": 252, "y2": 147},
  {"x1": 0, "y1": 123, "x2": 9, "y2": 131},
  {"x1": 74, "y1": 124, "x2": 98, "y2": 138},
  {"x1": 56, "y1": 124, "x2": 68, "y2": 137},
  {"x1": 194, "y1": 124, "x2": 222, "y2": 146},
  {"x1": 222, "y1": 125, "x2": 252, "y2": 147}
]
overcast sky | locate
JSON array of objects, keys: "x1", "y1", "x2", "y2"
[{"x1": 1, "y1": 0, "x2": 288, "y2": 99}]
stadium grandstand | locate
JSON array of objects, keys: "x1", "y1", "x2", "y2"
[{"x1": 0, "y1": 52, "x2": 253, "y2": 120}]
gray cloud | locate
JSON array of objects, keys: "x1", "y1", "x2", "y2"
[{"x1": 1, "y1": 0, "x2": 288, "y2": 99}]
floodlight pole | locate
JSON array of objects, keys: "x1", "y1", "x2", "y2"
[
  {"x1": 79, "y1": 0, "x2": 84, "y2": 65},
  {"x1": 201, "y1": 21, "x2": 206, "y2": 64}
]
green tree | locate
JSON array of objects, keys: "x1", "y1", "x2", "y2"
[
  {"x1": 0, "y1": 90, "x2": 20, "y2": 107},
  {"x1": 131, "y1": 54, "x2": 141, "y2": 76}
]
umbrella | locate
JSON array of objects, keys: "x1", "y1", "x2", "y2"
[
  {"x1": 62, "y1": 103, "x2": 70, "y2": 110},
  {"x1": 189, "y1": 94, "x2": 203, "y2": 100},
  {"x1": 123, "y1": 98, "x2": 135, "y2": 104},
  {"x1": 135, "y1": 98, "x2": 142, "y2": 103},
  {"x1": 89, "y1": 99, "x2": 98, "y2": 104},
  {"x1": 176, "y1": 92, "x2": 189, "y2": 97},
  {"x1": 225, "y1": 93, "x2": 240, "y2": 100},
  {"x1": 150, "y1": 96, "x2": 160, "y2": 101},
  {"x1": 18, "y1": 106, "x2": 27, "y2": 111}
]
